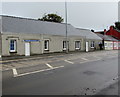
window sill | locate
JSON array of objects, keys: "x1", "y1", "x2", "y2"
[
  {"x1": 9, "y1": 51, "x2": 17, "y2": 53},
  {"x1": 63, "y1": 48, "x2": 66, "y2": 50},
  {"x1": 44, "y1": 49, "x2": 49, "y2": 51},
  {"x1": 75, "y1": 48, "x2": 80, "y2": 50}
]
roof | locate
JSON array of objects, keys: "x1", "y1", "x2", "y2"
[
  {"x1": 1, "y1": 15, "x2": 78, "y2": 36},
  {"x1": 96, "y1": 33, "x2": 118, "y2": 41},
  {"x1": 0, "y1": 16, "x2": 1, "y2": 32},
  {"x1": 1, "y1": 15, "x2": 102, "y2": 40},
  {"x1": 76, "y1": 28, "x2": 102, "y2": 40}
]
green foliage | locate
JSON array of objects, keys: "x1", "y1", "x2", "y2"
[
  {"x1": 38, "y1": 13, "x2": 64, "y2": 23},
  {"x1": 115, "y1": 22, "x2": 120, "y2": 30}
]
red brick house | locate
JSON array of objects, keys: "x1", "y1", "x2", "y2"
[{"x1": 105, "y1": 26, "x2": 120, "y2": 40}]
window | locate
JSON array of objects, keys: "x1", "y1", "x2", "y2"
[
  {"x1": 91, "y1": 41, "x2": 95, "y2": 48},
  {"x1": 10, "y1": 40, "x2": 16, "y2": 52},
  {"x1": 63, "y1": 41, "x2": 69, "y2": 50},
  {"x1": 107, "y1": 42, "x2": 112, "y2": 48},
  {"x1": 44, "y1": 40, "x2": 49, "y2": 50},
  {"x1": 63, "y1": 41, "x2": 66, "y2": 50},
  {"x1": 75, "y1": 41, "x2": 81, "y2": 50},
  {"x1": 110, "y1": 43, "x2": 113, "y2": 48},
  {"x1": 118, "y1": 42, "x2": 120, "y2": 47},
  {"x1": 104, "y1": 43, "x2": 107, "y2": 47},
  {"x1": 114, "y1": 42, "x2": 118, "y2": 47}
]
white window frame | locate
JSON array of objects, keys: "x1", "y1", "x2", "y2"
[
  {"x1": 118, "y1": 42, "x2": 120, "y2": 47},
  {"x1": 104, "y1": 43, "x2": 107, "y2": 48},
  {"x1": 75, "y1": 41, "x2": 81, "y2": 50},
  {"x1": 114, "y1": 42, "x2": 117, "y2": 47},
  {"x1": 63, "y1": 41, "x2": 67, "y2": 50},
  {"x1": 63, "y1": 41, "x2": 69, "y2": 50},
  {"x1": 10, "y1": 40, "x2": 17, "y2": 52},
  {"x1": 91, "y1": 41, "x2": 95, "y2": 48},
  {"x1": 44, "y1": 40, "x2": 49, "y2": 50},
  {"x1": 110, "y1": 43, "x2": 113, "y2": 48}
]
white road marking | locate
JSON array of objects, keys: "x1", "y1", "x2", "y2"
[
  {"x1": 80, "y1": 58, "x2": 101, "y2": 64},
  {"x1": 12, "y1": 68, "x2": 18, "y2": 77},
  {"x1": 81, "y1": 58, "x2": 88, "y2": 61},
  {"x1": 93, "y1": 55, "x2": 101, "y2": 59},
  {"x1": 48, "y1": 56, "x2": 54, "y2": 58},
  {"x1": 46, "y1": 63, "x2": 54, "y2": 69},
  {"x1": 64, "y1": 60, "x2": 74, "y2": 64},
  {"x1": 14, "y1": 65, "x2": 64, "y2": 77}
]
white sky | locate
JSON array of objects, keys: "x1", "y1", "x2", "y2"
[{"x1": 0, "y1": 1, "x2": 119, "y2": 31}]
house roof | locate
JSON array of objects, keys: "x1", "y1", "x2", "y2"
[
  {"x1": 0, "y1": 16, "x2": 1, "y2": 32},
  {"x1": 96, "y1": 33, "x2": 118, "y2": 41},
  {"x1": 1, "y1": 15, "x2": 102, "y2": 40},
  {"x1": 76, "y1": 28, "x2": 102, "y2": 40}
]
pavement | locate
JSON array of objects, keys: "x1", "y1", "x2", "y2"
[
  {"x1": 1, "y1": 50, "x2": 119, "y2": 95},
  {"x1": 1, "y1": 50, "x2": 118, "y2": 71},
  {"x1": 96, "y1": 81, "x2": 119, "y2": 95}
]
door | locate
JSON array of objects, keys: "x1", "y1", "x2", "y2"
[
  {"x1": 25, "y1": 42, "x2": 30, "y2": 56},
  {"x1": 86, "y1": 41, "x2": 89, "y2": 52}
]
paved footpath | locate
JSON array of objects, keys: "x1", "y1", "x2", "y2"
[{"x1": 1, "y1": 50, "x2": 118, "y2": 71}]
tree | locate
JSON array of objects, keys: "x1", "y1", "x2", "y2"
[
  {"x1": 38, "y1": 13, "x2": 64, "y2": 23},
  {"x1": 115, "y1": 22, "x2": 120, "y2": 30}
]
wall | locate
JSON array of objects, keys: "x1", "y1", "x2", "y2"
[
  {"x1": 2, "y1": 33, "x2": 42, "y2": 56},
  {"x1": 104, "y1": 41, "x2": 113, "y2": 50},
  {"x1": 69, "y1": 36, "x2": 85, "y2": 51},
  {"x1": 1, "y1": 33, "x2": 101, "y2": 56},
  {"x1": 85, "y1": 39, "x2": 101, "y2": 51},
  {"x1": 43, "y1": 34, "x2": 64, "y2": 53},
  {"x1": 0, "y1": 33, "x2": 2, "y2": 57}
]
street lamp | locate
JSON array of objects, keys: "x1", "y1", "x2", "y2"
[{"x1": 65, "y1": 1, "x2": 68, "y2": 53}]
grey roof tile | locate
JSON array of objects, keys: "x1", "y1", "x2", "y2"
[
  {"x1": 1, "y1": 15, "x2": 102, "y2": 40},
  {"x1": 76, "y1": 28, "x2": 102, "y2": 40},
  {"x1": 96, "y1": 33, "x2": 118, "y2": 41}
]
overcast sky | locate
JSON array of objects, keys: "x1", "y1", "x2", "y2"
[{"x1": 1, "y1": 2, "x2": 118, "y2": 31}]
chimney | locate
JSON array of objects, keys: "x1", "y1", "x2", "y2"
[
  {"x1": 110, "y1": 26, "x2": 114, "y2": 30},
  {"x1": 104, "y1": 29, "x2": 106, "y2": 35}
]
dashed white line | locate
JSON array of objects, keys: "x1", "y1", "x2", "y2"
[
  {"x1": 12, "y1": 68, "x2": 18, "y2": 77},
  {"x1": 14, "y1": 65, "x2": 64, "y2": 77},
  {"x1": 46, "y1": 63, "x2": 54, "y2": 69},
  {"x1": 81, "y1": 58, "x2": 88, "y2": 61},
  {"x1": 93, "y1": 55, "x2": 101, "y2": 59},
  {"x1": 64, "y1": 60, "x2": 74, "y2": 64},
  {"x1": 48, "y1": 56, "x2": 54, "y2": 58}
]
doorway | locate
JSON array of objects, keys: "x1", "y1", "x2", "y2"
[
  {"x1": 25, "y1": 42, "x2": 30, "y2": 56},
  {"x1": 86, "y1": 41, "x2": 89, "y2": 52}
]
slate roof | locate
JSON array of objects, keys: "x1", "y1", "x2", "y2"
[
  {"x1": 1, "y1": 15, "x2": 102, "y2": 40},
  {"x1": 0, "y1": 16, "x2": 1, "y2": 32},
  {"x1": 76, "y1": 28, "x2": 102, "y2": 40},
  {"x1": 96, "y1": 33, "x2": 118, "y2": 41}
]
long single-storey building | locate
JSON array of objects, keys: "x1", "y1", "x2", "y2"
[{"x1": 0, "y1": 15, "x2": 102, "y2": 56}]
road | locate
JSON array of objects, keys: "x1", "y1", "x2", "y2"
[{"x1": 2, "y1": 50, "x2": 118, "y2": 95}]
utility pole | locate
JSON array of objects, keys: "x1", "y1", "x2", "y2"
[{"x1": 65, "y1": 1, "x2": 68, "y2": 53}]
